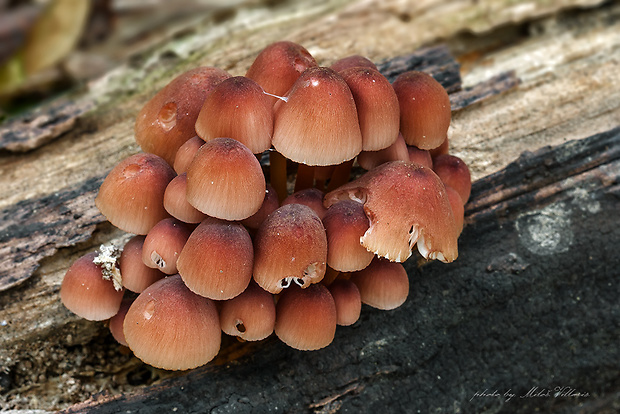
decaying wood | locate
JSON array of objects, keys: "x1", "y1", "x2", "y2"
[{"x1": 0, "y1": 0, "x2": 618, "y2": 411}]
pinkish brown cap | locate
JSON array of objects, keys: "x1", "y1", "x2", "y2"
[
  {"x1": 135, "y1": 67, "x2": 231, "y2": 165},
  {"x1": 241, "y1": 184, "x2": 279, "y2": 230},
  {"x1": 123, "y1": 274, "x2": 221, "y2": 370},
  {"x1": 163, "y1": 173, "x2": 207, "y2": 224},
  {"x1": 327, "y1": 279, "x2": 361, "y2": 326},
  {"x1": 444, "y1": 185, "x2": 465, "y2": 235},
  {"x1": 392, "y1": 71, "x2": 451, "y2": 150},
  {"x1": 282, "y1": 188, "x2": 328, "y2": 220},
  {"x1": 245, "y1": 41, "x2": 317, "y2": 99},
  {"x1": 407, "y1": 145, "x2": 433, "y2": 169},
  {"x1": 253, "y1": 204, "x2": 327, "y2": 294},
  {"x1": 95, "y1": 153, "x2": 175, "y2": 235},
  {"x1": 119, "y1": 235, "x2": 165, "y2": 293},
  {"x1": 432, "y1": 154, "x2": 472, "y2": 204},
  {"x1": 429, "y1": 136, "x2": 449, "y2": 158},
  {"x1": 219, "y1": 282, "x2": 276, "y2": 341},
  {"x1": 60, "y1": 252, "x2": 124, "y2": 321},
  {"x1": 339, "y1": 66, "x2": 400, "y2": 151},
  {"x1": 324, "y1": 161, "x2": 459, "y2": 263},
  {"x1": 195, "y1": 76, "x2": 273, "y2": 154},
  {"x1": 173, "y1": 136, "x2": 205, "y2": 174},
  {"x1": 177, "y1": 217, "x2": 253, "y2": 300},
  {"x1": 350, "y1": 258, "x2": 409, "y2": 310},
  {"x1": 272, "y1": 67, "x2": 363, "y2": 166},
  {"x1": 142, "y1": 218, "x2": 193, "y2": 274},
  {"x1": 322, "y1": 200, "x2": 374, "y2": 272},
  {"x1": 186, "y1": 137, "x2": 266, "y2": 220},
  {"x1": 109, "y1": 297, "x2": 133, "y2": 346},
  {"x1": 357, "y1": 132, "x2": 409, "y2": 170},
  {"x1": 330, "y1": 55, "x2": 377, "y2": 73},
  {"x1": 274, "y1": 284, "x2": 337, "y2": 350}
]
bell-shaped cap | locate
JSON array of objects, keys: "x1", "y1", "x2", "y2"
[
  {"x1": 350, "y1": 258, "x2": 409, "y2": 310},
  {"x1": 219, "y1": 282, "x2": 276, "y2": 341}
]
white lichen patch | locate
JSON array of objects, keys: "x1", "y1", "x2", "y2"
[
  {"x1": 515, "y1": 202, "x2": 574, "y2": 256},
  {"x1": 93, "y1": 243, "x2": 123, "y2": 291},
  {"x1": 568, "y1": 186, "x2": 601, "y2": 214}
]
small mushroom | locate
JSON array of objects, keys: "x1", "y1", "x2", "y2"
[
  {"x1": 357, "y1": 132, "x2": 409, "y2": 170},
  {"x1": 350, "y1": 258, "x2": 409, "y2": 310},
  {"x1": 241, "y1": 184, "x2": 280, "y2": 230},
  {"x1": 142, "y1": 218, "x2": 193, "y2": 275},
  {"x1": 109, "y1": 297, "x2": 133, "y2": 346},
  {"x1": 282, "y1": 188, "x2": 328, "y2": 220},
  {"x1": 407, "y1": 145, "x2": 433, "y2": 169},
  {"x1": 330, "y1": 55, "x2": 377, "y2": 73},
  {"x1": 173, "y1": 136, "x2": 205, "y2": 174},
  {"x1": 327, "y1": 279, "x2": 362, "y2": 326},
  {"x1": 432, "y1": 154, "x2": 472, "y2": 205},
  {"x1": 119, "y1": 235, "x2": 165, "y2": 293},
  {"x1": 163, "y1": 173, "x2": 207, "y2": 224},
  {"x1": 219, "y1": 281, "x2": 276, "y2": 341}
]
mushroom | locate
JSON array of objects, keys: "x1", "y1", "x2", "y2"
[
  {"x1": 141, "y1": 218, "x2": 193, "y2": 275},
  {"x1": 392, "y1": 71, "x2": 451, "y2": 150},
  {"x1": 324, "y1": 161, "x2": 459, "y2": 263},
  {"x1": 253, "y1": 204, "x2": 327, "y2": 294},
  {"x1": 330, "y1": 55, "x2": 378, "y2": 73},
  {"x1": 173, "y1": 136, "x2": 205, "y2": 174},
  {"x1": 432, "y1": 154, "x2": 472, "y2": 205},
  {"x1": 163, "y1": 173, "x2": 207, "y2": 224},
  {"x1": 186, "y1": 137, "x2": 266, "y2": 221},
  {"x1": 60, "y1": 252, "x2": 124, "y2": 321},
  {"x1": 123, "y1": 274, "x2": 221, "y2": 370},
  {"x1": 119, "y1": 235, "x2": 165, "y2": 293},
  {"x1": 274, "y1": 284, "x2": 337, "y2": 351},
  {"x1": 407, "y1": 145, "x2": 433, "y2": 169},
  {"x1": 241, "y1": 184, "x2": 280, "y2": 230},
  {"x1": 109, "y1": 297, "x2": 133, "y2": 346},
  {"x1": 357, "y1": 132, "x2": 409, "y2": 170},
  {"x1": 327, "y1": 279, "x2": 362, "y2": 326},
  {"x1": 134, "y1": 67, "x2": 231, "y2": 165},
  {"x1": 219, "y1": 281, "x2": 276, "y2": 341},
  {"x1": 281, "y1": 187, "x2": 328, "y2": 220},
  {"x1": 95, "y1": 153, "x2": 175, "y2": 235},
  {"x1": 350, "y1": 258, "x2": 409, "y2": 310},
  {"x1": 444, "y1": 185, "x2": 465, "y2": 235}
]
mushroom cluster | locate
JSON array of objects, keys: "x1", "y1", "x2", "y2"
[{"x1": 60, "y1": 41, "x2": 472, "y2": 371}]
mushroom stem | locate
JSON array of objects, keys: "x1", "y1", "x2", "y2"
[
  {"x1": 294, "y1": 163, "x2": 315, "y2": 192},
  {"x1": 326, "y1": 159, "x2": 354, "y2": 193},
  {"x1": 270, "y1": 150, "x2": 288, "y2": 203}
]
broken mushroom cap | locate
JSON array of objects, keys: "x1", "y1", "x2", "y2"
[
  {"x1": 60, "y1": 252, "x2": 124, "y2": 321},
  {"x1": 272, "y1": 67, "x2": 363, "y2": 166},
  {"x1": 357, "y1": 132, "x2": 409, "y2": 170},
  {"x1": 253, "y1": 203, "x2": 327, "y2": 294},
  {"x1": 177, "y1": 217, "x2": 253, "y2": 300},
  {"x1": 95, "y1": 153, "x2": 175, "y2": 235},
  {"x1": 245, "y1": 41, "x2": 317, "y2": 100},
  {"x1": 119, "y1": 235, "x2": 165, "y2": 293},
  {"x1": 163, "y1": 173, "x2": 207, "y2": 224},
  {"x1": 123, "y1": 274, "x2": 221, "y2": 371},
  {"x1": 241, "y1": 184, "x2": 279, "y2": 230},
  {"x1": 195, "y1": 76, "x2": 273, "y2": 154},
  {"x1": 327, "y1": 279, "x2": 362, "y2": 326},
  {"x1": 173, "y1": 136, "x2": 205, "y2": 174},
  {"x1": 134, "y1": 67, "x2": 231, "y2": 165},
  {"x1": 219, "y1": 281, "x2": 276, "y2": 341},
  {"x1": 330, "y1": 55, "x2": 377, "y2": 73},
  {"x1": 392, "y1": 71, "x2": 451, "y2": 150},
  {"x1": 432, "y1": 154, "x2": 472, "y2": 205},
  {"x1": 186, "y1": 137, "x2": 266, "y2": 221},
  {"x1": 350, "y1": 258, "x2": 409, "y2": 310},
  {"x1": 274, "y1": 284, "x2": 337, "y2": 351},
  {"x1": 322, "y1": 200, "x2": 374, "y2": 272},
  {"x1": 281, "y1": 187, "x2": 328, "y2": 220},
  {"x1": 324, "y1": 161, "x2": 459, "y2": 263},
  {"x1": 339, "y1": 66, "x2": 400, "y2": 151},
  {"x1": 142, "y1": 218, "x2": 193, "y2": 275}
]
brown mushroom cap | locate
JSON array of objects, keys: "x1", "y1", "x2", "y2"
[
  {"x1": 134, "y1": 67, "x2": 231, "y2": 165},
  {"x1": 407, "y1": 145, "x2": 433, "y2": 169},
  {"x1": 253, "y1": 204, "x2": 327, "y2": 294},
  {"x1": 109, "y1": 297, "x2": 133, "y2": 346},
  {"x1": 330, "y1": 55, "x2": 377, "y2": 73},
  {"x1": 274, "y1": 284, "x2": 337, "y2": 351},
  {"x1": 350, "y1": 258, "x2": 409, "y2": 310},
  {"x1": 177, "y1": 217, "x2": 253, "y2": 300},
  {"x1": 60, "y1": 252, "x2": 124, "y2": 321},
  {"x1": 444, "y1": 185, "x2": 465, "y2": 235},
  {"x1": 173, "y1": 136, "x2": 205, "y2": 174},
  {"x1": 339, "y1": 66, "x2": 400, "y2": 151},
  {"x1": 195, "y1": 76, "x2": 273, "y2": 154},
  {"x1": 119, "y1": 235, "x2": 165, "y2": 293},
  {"x1": 163, "y1": 173, "x2": 207, "y2": 224},
  {"x1": 272, "y1": 67, "x2": 363, "y2": 166},
  {"x1": 219, "y1": 282, "x2": 276, "y2": 341},
  {"x1": 123, "y1": 274, "x2": 221, "y2": 370},
  {"x1": 432, "y1": 154, "x2": 472, "y2": 204},
  {"x1": 95, "y1": 153, "x2": 175, "y2": 235},
  {"x1": 322, "y1": 200, "x2": 374, "y2": 272},
  {"x1": 327, "y1": 279, "x2": 362, "y2": 326},
  {"x1": 357, "y1": 132, "x2": 409, "y2": 170},
  {"x1": 241, "y1": 184, "x2": 279, "y2": 230},
  {"x1": 324, "y1": 161, "x2": 459, "y2": 263},
  {"x1": 186, "y1": 137, "x2": 266, "y2": 221},
  {"x1": 142, "y1": 218, "x2": 193, "y2": 275},
  {"x1": 392, "y1": 71, "x2": 451, "y2": 150},
  {"x1": 282, "y1": 187, "x2": 328, "y2": 220}
]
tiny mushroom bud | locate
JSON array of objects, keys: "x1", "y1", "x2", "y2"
[
  {"x1": 219, "y1": 282, "x2": 276, "y2": 341},
  {"x1": 393, "y1": 71, "x2": 451, "y2": 150},
  {"x1": 357, "y1": 132, "x2": 409, "y2": 170},
  {"x1": 95, "y1": 153, "x2": 175, "y2": 235},
  {"x1": 163, "y1": 173, "x2": 207, "y2": 224},
  {"x1": 272, "y1": 67, "x2": 363, "y2": 166},
  {"x1": 195, "y1": 76, "x2": 273, "y2": 154},
  {"x1": 253, "y1": 204, "x2": 327, "y2": 294},
  {"x1": 134, "y1": 67, "x2": 231, "y2": 165},
  {"x1": 330, "y1": 55, "x2": 377, "y2": 73},
  {"x1": 275, "y1": 284, "x2": 337, "y2": 351},
  {"x1": 432, "y1": 154, "x2": 472, "y2": 205},
  {"x1": 173, "y1": 136, "x2": 205, "y2": 174},
  {"x1": 142, "y1": 218, "x2": 193, "y2": 275},
  {"x1": 324, "y1": 161, "x2": 459, "y2": 263},
  {"x1": 123, "y1": 274, "x2": 221, "y2": 370},
  {"x1": 282, "y1": 187, "x2": 328, "y2": 220},
  {"x1": 186, "y1": 137, "x2": 266, "y2": 221},
  {"x1": 119, "y1": 235, "x2": 165, "y2": 293},
  {"x1": 177, "y1": 217, "x2": 253, "y2": 300},
  {"x1": 322, "y1": 200, "x2": 374, "y2": 272},
  {"x1": 327, "y1": 279, "x2": 362, "y2": 326},
  {"x1": 60, "y1": 252, "x2": 124, "y2": 321},
  {"x1": 350, "y1": 258, "x2": 409, "y2": 310}
]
